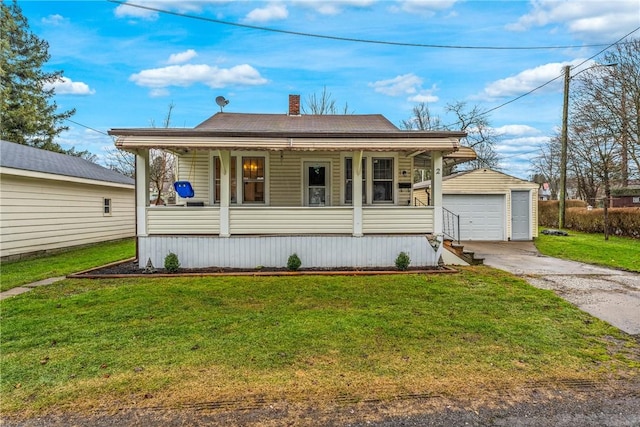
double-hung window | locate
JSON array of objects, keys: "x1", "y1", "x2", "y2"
[
  {"x1": 103, "y1": 198, "x2": 112, "y2": 215},
  {"x1": 372, "y1": 158, "x2": 393, "y2": 203},
  {"x1": 344, "y1": 157, "x2": 366, "y2": 204},
  {"x1": 214, "y1": 156, "x2": 237, "y2": 203},
  {"x1": 242, "y1": 157, "x2": 265, "y2": 203}
]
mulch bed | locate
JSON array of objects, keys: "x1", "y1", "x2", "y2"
[{"x1": 68, "y1": 258, "x2": 457, "y2": 278}]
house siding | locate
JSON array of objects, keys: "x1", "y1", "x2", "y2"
[
  {"x1": 0, "y1": 173, "x2": 135, "y2": 259},
  {"x1": 139, "y1": 234, "x2": 441, "y2": 269},
  {"x1": 176, "y1": 150, "x2": 210, "y2": 204}
]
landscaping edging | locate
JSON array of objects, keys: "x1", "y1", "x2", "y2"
[{"x1": 67, "y1": 258, "x2": 458, "y2": 279}]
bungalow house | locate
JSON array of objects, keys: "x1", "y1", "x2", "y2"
[
  {"x1": 0, "y1": 140, "x2": 135, "y2": 260},
  {"x1": 109, "y1": 95, "x2": 474, "y2": 269}
]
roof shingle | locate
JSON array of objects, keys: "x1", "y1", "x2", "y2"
[{"x1": 0, "y1": 140, "x2": 134, "y2": 186}]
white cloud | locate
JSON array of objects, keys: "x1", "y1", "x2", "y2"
[
  {"x1": 44, "y1": 77, "x2": 95, "y2": 95},
  {"x1": 391, "y1": 0, "x2": 458, "y2": 15},
  {"x1": 244, "y1": 3, "x2": 288, "y2": 22},
  {"x1": 167, "y1": 49, "x2": 198, "y2": 64},
  {"x1": 42, "y1": 14, "x2": 66, "y2": 25},
  {"x1": 506, "y1": 0, "x2": 640, "y2": 40},
  {"x1": 478, "y1": 59, "x2": 589, "y2": 99},
  {"x1": 114, "y1": 1, "x2": 218, "y2": 20},
  {"x1": 369, "y1": 73, "x2": 422, "y2": 96},
  {"x1": 493, "y1": 124, "x2": 541, "y2": 137},
  {"x1": 298, "y1": 0, "x2": 375, "y2": 15},
  {"x1": 130, "y1": 64, "x2": 268, "y2": 90},
  {"x1": 370, "y1": 74, "x2": 439, "y2": 103}
]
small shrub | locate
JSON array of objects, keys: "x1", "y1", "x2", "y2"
[
  {"x1": 164, "y1": 252, "x2": 180, "y2": 273},
  {"x1": 395, "y1": 251, "x2": 411, "y2": 271},
  {"x1": 287, "y1": 253, "x2": 302, "y2": 271}
]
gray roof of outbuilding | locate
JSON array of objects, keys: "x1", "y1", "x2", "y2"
[{"x1": 0, "y1": 140, "x2": 134, "y2": 186}]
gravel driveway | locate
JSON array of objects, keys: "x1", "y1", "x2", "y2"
[{"x1": 461, "y1": 240, "x2": 640, "y2": 335}]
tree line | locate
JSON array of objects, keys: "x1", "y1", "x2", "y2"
[{"x1": 531, "y1": 40, "x2": 640, "y2": 206}]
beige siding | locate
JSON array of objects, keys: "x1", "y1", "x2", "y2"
[
  {"x1": 147, "y1": 206, "x2": 220, "y2": 234},
  {"x1": 362, "y1": 207, "x2": 434, "y2": 234},
  {"x1": 398, "y1": 155, "x2": 412, "y2": 206},
  {"x1": 176, "y1": 150, "x2": 210, "y2": 204},
  {"x1": 0, "y1": 174, "x2": 135, "y2": 258},
  {"x1": 230, "y1": 207, "x2": 352, "y2": 234},
  {"x1": 269, "y1": 151, "x2": 302, "y2": 206},
  {"x1": 442, "y1": 169, "x2": 538, "y2": 240}
]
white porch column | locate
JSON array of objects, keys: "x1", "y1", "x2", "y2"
[
  {"x1": 352, "y1": 150, "x2": 363, "y2": 236},
  {"x1": 431, "y1": 151, "x2": 443, "y2": 235},
  {"x1": 135, "y1": 149, "x2": 150, "y2": 236},
  {"x1": 218, "y1": 150, "x2": 231, "y2": 237}
]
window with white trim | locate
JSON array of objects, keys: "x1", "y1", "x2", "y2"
[
  {"x1": 213, "y1": 156, "x2": 237, "y2": 203},
  {"x1": 344, "y1": 157, "x2": 366, "y2": 204},
  {"x1": 103, "y1": 198, "x2": 112, "y2": 215},
  {"x1": 242, "y1": 157, "x2": 265, "y2": 203},
  {"x1": 372, "y1": 158, "x2": 393, "y2": 203}
]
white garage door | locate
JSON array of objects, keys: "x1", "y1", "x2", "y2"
[{"x1": 444, "y1": 194, "x2": 505, "y2": 241}]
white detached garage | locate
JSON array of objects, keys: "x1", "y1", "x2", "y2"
[{"x1": 415, "y1": 169, "x2": 538, "y2": 241}]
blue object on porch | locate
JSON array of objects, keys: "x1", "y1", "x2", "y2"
[{"x1": 174, "y1": 181, "x2": 194, "y2": 198}]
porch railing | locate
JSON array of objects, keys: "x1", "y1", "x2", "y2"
[{"x1": 442, "y1": 207, "x2": 460, "y2": 244}]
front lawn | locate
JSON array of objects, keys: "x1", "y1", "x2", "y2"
[
  {"x1": 0, "y1": 239, "x2": 135, "y2": 292},
  {"x1": 2, "y1": 269, "x2": 638, "y2": 415},
  {"x1": 535, "y1": 229, "x2": 640, "y2": 272}
]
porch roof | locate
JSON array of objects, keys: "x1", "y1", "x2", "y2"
[{"x1": 110, "y1": 113, "x2": 468, "y2": 154}]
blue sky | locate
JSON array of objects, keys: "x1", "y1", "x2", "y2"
[{"x1": 19, "y1": 0, "x2": 640, "y2": 179}]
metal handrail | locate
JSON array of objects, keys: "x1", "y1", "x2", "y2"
[
  {"x1": 442, "y1": 207, "x2": 460, "y2": 244},
  {"x1": 413, "y1": 197, "x2": 427, "y2": 207}
]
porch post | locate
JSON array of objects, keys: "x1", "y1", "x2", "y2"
[
  {"x1": 218, "y1": 150, "x2": 231, "y2": 237},
  {"x1": 353, "y1": 150, "x2": 363, "y2": 236},
  {"x1": 135, "y1": 149, "x2": 149, "y2": 236},
  {"x1": 431, "y1": 151, "x2": 443, "y2": 235}
]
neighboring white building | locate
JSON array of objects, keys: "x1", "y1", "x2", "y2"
[
  {"x1": 414, "y1": 169, "x2": 539, "y2": 241},
  {"x1": 0, "y1": 140, "x2": 135, "y2": 260},
  {"x1": 109, "y1": 94, "x2": 475, "y2": 269}
]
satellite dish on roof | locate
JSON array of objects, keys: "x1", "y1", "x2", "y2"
[{"x1": 215, "y1": 96, "x2": 229, "y2": 112}]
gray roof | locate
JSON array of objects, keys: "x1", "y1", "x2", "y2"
[
  {"x1": 0, "y1": 140, "x2": 134, "y2": 186},
  {"x1": 195, "y1": 112, "x2": 400, "y2": 132}
]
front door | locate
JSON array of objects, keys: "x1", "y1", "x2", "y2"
[{"x1": 304, "y1": 162, "x2": 330, "y2": 206}]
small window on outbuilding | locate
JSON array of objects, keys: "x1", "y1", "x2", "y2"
[{"x1": 103, "y1": 198, "x2": 112, "y2": 216}]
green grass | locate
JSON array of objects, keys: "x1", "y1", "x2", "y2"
[
  {"x1": 535, "y1": 228, "x2": 640, "y2": 272},
  {"x1": 0, "y1": 239, "x2": 135, "y2": 292},
  {"x1": 2, "y1": 269, "x2": 638, "y2": 415}
]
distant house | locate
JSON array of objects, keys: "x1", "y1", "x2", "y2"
[
  {"x1": 109, "y1": 94, "x2": 476, "y2": 269},
  {"x1": 414, "y1": 169, "x2": 539, "y2": 241},
  {"x1": 610, "y1": 185, "x2": 640, "y2": 207},
  {"x1": 0, "y1": 140, "x2": 135, "y2": 260}
]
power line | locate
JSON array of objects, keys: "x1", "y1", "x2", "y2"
[
  {"x1": 107, "y1": 0, "x2": 631, "y2": 51},
  {"x1": 445, "y1": 25, "x2": 640, "y2": 128},
  {"x1": 66, "y1": 118, "x2": 112, "y2": 138}
]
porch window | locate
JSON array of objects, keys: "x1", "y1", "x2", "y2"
[
  {"x1": 373, "y1": 158, "x2": 393, "y2": 203},
  {"x1": 214, "y1": 156, "x2": 237, "y2": 203},
  {"x1": 242, "y1": 157, "x2": 265, "y2": 203},
  {"x1": 344, "y1": 157, "x2": 366, "y2": 204}
]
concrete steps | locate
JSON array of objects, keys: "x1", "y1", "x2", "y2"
[{"x1": 444, "y1": 240, "x2": 484, "y2": 265}]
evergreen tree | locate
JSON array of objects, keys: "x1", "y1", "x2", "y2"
[{"x1": 1, "y1": 1, "x2": 75, "y2": 152}]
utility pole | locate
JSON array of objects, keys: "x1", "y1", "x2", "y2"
[{"x1": 558, "y1": 65, "x2": 571, "y2": 229}]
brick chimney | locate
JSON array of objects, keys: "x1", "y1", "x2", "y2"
[{"x1": 288, "y1": 94, "x2": 301, "y2": 116}]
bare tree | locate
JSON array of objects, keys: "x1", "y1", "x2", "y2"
[
  {"x1": 302, "y1": 86, "x2": 353, "y2": 115},
  {"x1": 530, "y1": 135, "x2": 562, "y2": 199},
  {"x1": 445, "y1": 101, "x2": 501, "y2": 170},
  {"x1": 400, "y1": 103, "x2": 444, "y2": 130},
  {"x1": 105, "y1": 103, "x2": 176, "y2": 202}
]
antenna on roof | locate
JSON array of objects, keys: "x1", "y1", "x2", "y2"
[{"x1": 215, "y1": 96, "x2": 229, "y2": 112}]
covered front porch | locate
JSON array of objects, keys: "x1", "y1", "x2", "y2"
[{"x1": 110, "y1": 102, "x2": 472, "y2": 269}]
